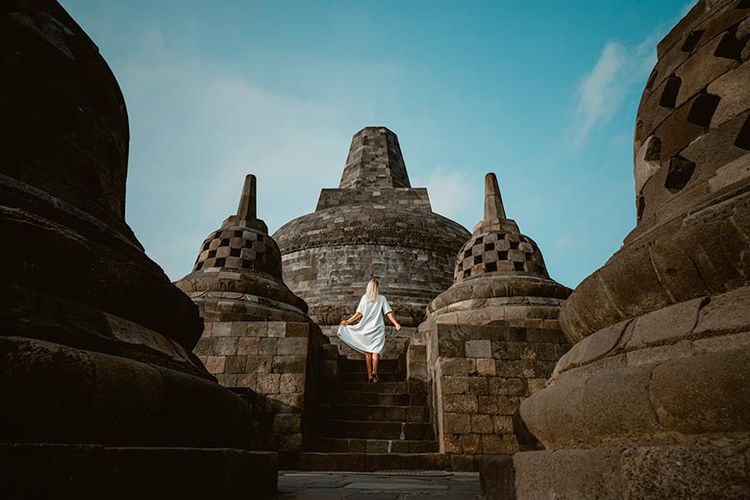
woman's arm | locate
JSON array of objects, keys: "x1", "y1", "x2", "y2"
[
  {"x1": 340, "y1": 311, "x2": 363, "y2": 326},
  {"x1": 386, "y1": 312, "x2": 401, "y2": 331}
]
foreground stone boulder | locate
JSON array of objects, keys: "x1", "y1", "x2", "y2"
[
  {"x1": 482, "y1": 1, "x2": 750, "y2": 498},
  {"x1": 0, "y1": 1, "x2": 275, "y2": 497}
]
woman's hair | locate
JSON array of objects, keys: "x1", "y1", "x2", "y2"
[{"x1": 366, "y1": 278, "x2": 379, "y2": 302}]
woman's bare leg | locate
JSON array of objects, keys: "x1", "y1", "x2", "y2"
[
  {"x1": 372, "y1": 352, "x2": 379, "y2": 382},
  {"x1": 364, "y1": 353, "x2": 373, "y2": 380}
]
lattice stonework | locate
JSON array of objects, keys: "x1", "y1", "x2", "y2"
[
  {"x1": 194, "y1": 228, "x2": 281, "y2": 273},
  {"x1": 454, "y1": 231, "x2": 548, "y2": 281}
]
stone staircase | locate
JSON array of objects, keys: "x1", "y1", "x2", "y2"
[{"x1": 298, "y1": 357, "x2": 450, "y2": 471}]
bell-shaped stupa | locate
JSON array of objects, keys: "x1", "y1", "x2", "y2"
[
  {"x1": 418, "y1": 173, "x2": 570, "y2": 466},
  {"x1": 426, "y1": 173, "x2": 570, "y2": 322},
  {"x1": 273, "y1": 127, "x2": 470, "y2": 329},
  {"x1": 177, "y1": 174, "x2": 308, "y2": 323}
]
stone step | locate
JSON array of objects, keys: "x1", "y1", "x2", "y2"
[
  {"x1": 338, "y1": 381, "x2": 409, "y2": 393},
  {"x1": 297, "y1": 452, "x2": 450, "y2": 472},
  {"x1": 307, "y1": 437, "x2": 438, "y2": 453},
  {"x1": 326, "y1": 390, "x2": 428, "y2": 406},
  {"x1": 312, "y1": 419, "x2": 434, "y2": 440},
  {"x1": 340, "y1": 372, "x2": 403, "y2": 383},
  {"x1": 317, "y1": 403, "x2": 430, "y2": 423},
  {"x1": 342, "y1": 359, "x2": 400, "y2": 374}
]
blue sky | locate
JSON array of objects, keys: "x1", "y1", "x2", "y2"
[{"x1": 61, "y1": 0, "x2": 695, "y2": 288}]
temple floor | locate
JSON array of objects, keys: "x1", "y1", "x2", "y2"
[{"x1": 277, "y1": 471, "x2": 482, "y2": 499}]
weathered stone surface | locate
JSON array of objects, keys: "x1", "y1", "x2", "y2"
[
  {"x1": 500, "y1": 3, "x2": 750, "y2": 496},
  {"x1": 650, "y1": 346, "x2": 750, "y2": 435},
  {"x1": 512, "y1": 448, "x2": 624, "y2": 499},
  {"x1": 0, "y1": 3, "x2": 272, "y2": 493}
]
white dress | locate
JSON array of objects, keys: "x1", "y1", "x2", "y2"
[{"x1": 337, "y1": 294, "x2": 392, "y2": 355}]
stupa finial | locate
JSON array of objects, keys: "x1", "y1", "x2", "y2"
[
  {"x1": 484, "y1": 172, "x2": 506, "y2": 221},
  {"x1": 237, "y1": 174, "x2": 257, "y2": 220}
]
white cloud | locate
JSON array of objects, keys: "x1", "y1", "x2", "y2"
[
  {"x1": 115, "y1": 31, "x2": 354, "y2": 280},
  {"x1": 417, "y1": 167, "x2": 482, "y2": 231},
  {"x1": 571, "y1": 35, "x2": 657, "y2": 146}
]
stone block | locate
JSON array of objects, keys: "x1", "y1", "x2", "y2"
[
  {"x1": 237, "y1": 373, "x2": 257, "y2": 390},
  {"x1": 271, "y1": 355, "x2": 306, "y2": 374},
  {"x1": 492, "y1": 415, "x2": 513, "y2": 433},
  {"x1": 193, "y1": 338, "x2": 215, "y2": 356},
  {"x1": 437, "y1": 357, "x2": 476, "y2": 376},
  {"x1": 285, "y1": 322, "x2": 309, "y2": 338},
  {"x1": 267, "y1": 394, "x2": 304, "y2": 412},
  {"x1": 257, "y1": 373, "x2": 281, "y2": 394},
  {"x1": 237, "y1": 337, "x2": 259, "y2": 355},
  {"x1": 650, "y1": 346, "x2": 750, "y2": 435},
  {"x1": 511, "y1": 448, "x2": 624, "y2": 499},
  {"x1": 459, "y1": 433, "x2": 482, "y2": 454},
  {"x1": 408, "y1": 344, "x2": 427, "y2": 363},
  {"x1": 443, "y1": 395, "x2": 478, "y2": 413},
  {"x1": 471, "y1": 414, "x2": 494, "y2": 433},
  {"x1": 279, "y1": 373, "x2": 305, "y2": 394},
  {"x1": 443, "y1": 413, "x2": 472, "y2": 433},
  {"x1": 214, "y1": 337, "x2": 238, "y2": 356},
  {"x1": 481, "y1": 434, "x2": 504, "y2": 454},
  {"x1": 694, "y1": 286, "x2": 750, "y2": 336},
  {"x1": 465, "y1": 339, "x2": 492, "y2": 358},
  {"x1": 443, "y1": 433, "x2": 463, "y2": 453},
  {"x1": 621, "y1": 442, "x2": 750, "y2": 499},
  {"x1": 441, "y1": 376, "x2": 470, "y2": 395},
  {"x1": 581, "y1": 364, "x2": 659, "y2": 442},
  {"x1": 629, "y1": 297, "x2": 703, "y2": 347},
  {"x1": 477, "y1": 396, "x2": 501, "y2": 415},
  {"x1": 468, "y1": 377, "x2": 489, "y2": 395},
  {"x1": 506, "y1": 378, "x2": 527, "y2": 396},
  {"x1": 480, "y1": 455, "x2": 516, "y2": 500},
  {"x1": 258, "y1": 338, "x2": 278, "y2": 356},
  {"x1": 245, "y1": 356, "x2": 273, "y2": 373},
  {"x1": 267, "y1": 323, "x2": 286, "y2": 337},
  {"x1": 477, "y1": 358, "x2": 496, "y2": 376},
  {"x1": 203, "y1": 356, "x2": 226, "y2": 374},
  {"x1": 224, "y1": 355, "x2": 247, "y2": 374},
  {"x1": 243, "y1": 323, "x2": 268, "y2": 337},
  {"x1": 276, "y1": 337, "x2": 308, "y2": 356},
  {"x1": 212, "y1": 322, "x2": 232, "y2": 337},
  {"x1": 488, "y1": 378, "x2": 508, "y2": 395}
]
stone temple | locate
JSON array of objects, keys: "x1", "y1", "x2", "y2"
[
  {"x1": 273, "y1": 126, "x2": 470, "y2": 334},
  {"x1": 4, "y1": 0, "x2": 750, "y2": 497}
]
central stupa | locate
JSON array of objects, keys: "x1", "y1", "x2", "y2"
[{"x1": 273, "y1": 127, "x2": 470, "y2": 328}]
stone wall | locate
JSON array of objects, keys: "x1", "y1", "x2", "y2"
[
  {"x1": 196, "y1": 320, "x2": 319, "y2": 454},
  {"x1": 422, "y1": 319, "x2": 568, "y2": 471}
]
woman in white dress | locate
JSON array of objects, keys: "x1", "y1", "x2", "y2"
[{"x1": 338, "y1": 278, "x2": 401, "y2": 383}]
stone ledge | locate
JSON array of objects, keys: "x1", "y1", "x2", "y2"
[
  {"x1": 481, "y1": 439, "x2": 750, "y2": 499},
  {"x1": 0, "y1": 443, "x2": 278, "y2": 499}
]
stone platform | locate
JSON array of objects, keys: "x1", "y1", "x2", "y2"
[
  {"x1": 481, "y1": 439, "x2": 750, "y2": 499},
  {"x1": 278, "y1": 471, "x2": 482, "y2": 499}
]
